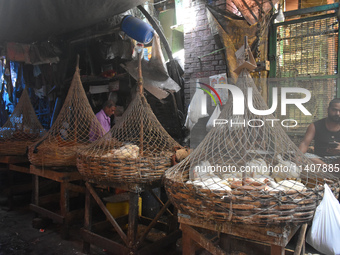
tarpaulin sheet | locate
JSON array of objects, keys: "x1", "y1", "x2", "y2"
[
  {"x1": 0, "y1": 0, "x2": 147, "y2": 43},
  {"x1": 206, "y1": 5, "x2": 259, "y2": 83}
]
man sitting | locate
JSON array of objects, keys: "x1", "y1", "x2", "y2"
[
  {"x1": 299, "y1": 98, "x2": 340, "y2": 164},
  {"x1": 89, "y1": 100, "x2": 116, "y2": 141}
]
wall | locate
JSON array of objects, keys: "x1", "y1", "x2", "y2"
[{"x1": 183, "y1": 0, "x2": 227, "y2": 107}]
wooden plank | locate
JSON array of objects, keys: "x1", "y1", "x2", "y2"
[
  {"x1": 181, "y1": 224, "x2": 227, "y2": 255},
  {"x1": 139, "y1": 216, "x2": 169, "y2": 232},
  {"x1": 8, "y1": 164, "x2": 30, "y2": 174},
  {"x1": 33, "y1": 175, "x2": 39, "y2": 206},
  {"x1": 81, "y1": 229, "x2": 129, "y2": 255},
  {"x1": 85, "y1": 182, "x2": 128, "y2": 245},
  {"x1": 91, "y1": 216, "x2": 129, "y2": 233},
  {"x1": 83, "y1": 186, "x2": 92, "y2": 254},
  {"x1": 0, "y1": 155, "x2": 28, "y2": 164},
  {"x1": 182, "y1": 227, "x2": 196, "y2": 255},
  {"x1": 271, "y1": 244, "x2": 285, "y2": 255},
  {"x1": 178, "y1": 214, "x2": 299, "y2": 246},
  {"x1": 64, "y1": 182, "x2": 86, "y2": 193},
  {"x1": 127, "y1": 192, "x2": 139, "y2": 250},
  {"x1": 60, "y1": 182, "x2": 69, "y2": 217},
  {"x1": 29, "y1": 204, "x2": 64, "y2": 224},
  {"x1": 30, "y1": 165, "x2": 81, "y2": 182},
  {"x1": 38, "y1": 192, "x2": 80, "y2": 206},
  {"x1": 294, "y1": 224, "x2": 308, "y2": 255},
  {"x1": 219, "y1": 233, "x2": 295, "y2": 255}
]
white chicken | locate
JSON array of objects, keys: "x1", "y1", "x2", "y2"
[
  {"x1": 277, "y1": 180, "x2": 306, "y2": 192},
  {"x1": 271, "y1": 154, "x2": 301, "y2": 179},
  {"x1": 113, "y1": 144, "x2": 139, "y2": 159},
  {"x1": 246, "y1": 158, "x2": 270, "y2": 177}
]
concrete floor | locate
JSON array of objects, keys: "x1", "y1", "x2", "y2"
[
  {"x1": 0, "y1": 183, "x2": 324, "y2": 255},
  {"x1": 0, "y1": 191, "x2": 183, "y2": 255},
  {"x1": 0, "y1": 196, "x2": 106, "y2": 255}
]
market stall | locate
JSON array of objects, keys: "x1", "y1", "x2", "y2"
[
  {"x1": 76, "y1": 50, "x2": 183, "y2": 254},
  {"x1": 0, "y1": 88, "x2": 45, "y2": 209},
  {"x1": 164, "y1": 44, "x2": 340, "y2": 254},
  {"x1": 27, "y1": 60, "x2": 104, "y2": 238}
]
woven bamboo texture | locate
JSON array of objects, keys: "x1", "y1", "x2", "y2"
[
  {"x1": 28, "y1": 63, "x2": 105, "y2": 167},
  {"x1": 0, "y1": 89, "x2": 45, "y2": 156},
  {"x1": 164, "y1": 66, "x2": 340, "y2": 225},
  {"x1": 77, "y1": 90, "x2": 179, "y2": 185},
  {"x1": 165, "y1": 175, "x2": 339, "y2": 225}
]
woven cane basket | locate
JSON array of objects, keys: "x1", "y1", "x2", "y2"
[
  {"x1": 28, "y1": 62, "x2": 105, "y2": 167},
  {"x1": 0, "y1": 139, "x2": 39, "y2": 156},
  {"x1": 0, "y1": 89, "x2": 45, "y2": 156},
  {"x1": 77, "y1": 152, "x2": 172, "y2": 185},
  {"x1": 165, "y1": 169, "x2": 339, "y2": 225},
  {"x1": 77, "y1": 91, "x2": 179, "y2": 186},
  {"x1": 164, "y1": 67, "x2": 340, "y2": 225},
  {"x1": 28, "y1": 141, "x2": 88, "y2": 167}
]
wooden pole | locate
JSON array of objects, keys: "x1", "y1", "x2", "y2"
[
  {"x1": 138, "y1": 50, "x2": 144, "y2": 156},
  {"x1": 293, "y1": 224, "x2": 308, "y2": 255}
]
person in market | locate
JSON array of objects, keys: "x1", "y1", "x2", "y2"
[
  {"x1": 298, "y1": 98, "x2": 340, "y2": 166},
  {"x1": 89, "y1": 100, "x2": 116, "y2": 141}
]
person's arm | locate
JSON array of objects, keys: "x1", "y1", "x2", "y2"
[{"x1": 298, "y1": 123, "x2": 316, "y2": 153}]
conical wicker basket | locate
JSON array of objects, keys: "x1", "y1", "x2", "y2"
[
  {"x1": 77, "y1": 92, "x2": 180, "y2": 186},
  {"x1": 164, "y1": 69, "x2": 340, "y2": 225},
  {"x1": 77, "y1": 52, "x2": 181, "y2": 186},
  {"x1": 0, "y1": 89, "x2": 45, "y2": 156},
  {"x1": 28, "y1": 63, "x2": 105, "y2": 167}
]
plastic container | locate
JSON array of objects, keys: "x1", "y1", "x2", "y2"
[
  {"x1": 106, "y1": 197, "x2": 142, "y2": 218},
  {"x1": 121, "y1": 15, "x2": 154, "y2": 44}
]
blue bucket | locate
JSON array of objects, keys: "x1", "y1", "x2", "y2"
[{"x1": 121, "y1": 15, "x2": 155, "y2": 44}]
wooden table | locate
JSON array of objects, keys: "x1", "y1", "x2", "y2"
[
  {"x1": 81, "y1": 181, "x2": 181, "y2": 255},
  {"x1": 0, "y1": 155, "x2": 31, "y2": 210},
  {"x1": 30, "y1": 165, "x2": 85, "y2": 238},
  {"x1": 178, "y1": 212, "x2": 306, "y2": 255}
]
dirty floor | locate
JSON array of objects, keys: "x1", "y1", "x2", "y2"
[{"x1": 0, "y1": 190, "x2": 324, "y2": 255}]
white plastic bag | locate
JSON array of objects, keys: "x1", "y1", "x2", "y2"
[
  {"x1": 306, "y1": 184, "x2": 340, "y2": 255},
  {"x1": 206, "y1": 104, "x2": 221, "y2": 132},
  {"x1": 185, "y1": 82, "x2": 208, "y2": 130}
]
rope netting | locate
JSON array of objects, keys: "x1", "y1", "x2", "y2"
[
  {"x1": 77, "y1": 53, "x2": 181, "y2": 186},
  {"x1": 0, "y1": 88, "x2": 45, "y2": 156},
  {"x1": 165, "y1": 67, "x2": 340, "y2": 225},
  {"x1": 28, "y1": 63, "x2": 105, "y2": 167}
]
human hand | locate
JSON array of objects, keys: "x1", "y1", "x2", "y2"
[{"x1": 327, "y1": 142, "x2": 340, "y2": 155}]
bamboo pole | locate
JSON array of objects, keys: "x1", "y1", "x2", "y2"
[{"x1": 138, "y1": 50, "x2": 144, "y2": 156}]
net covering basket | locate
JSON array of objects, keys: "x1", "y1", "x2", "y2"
[
  {"x1": 0, "y1": 89, "x2": 45, "y2": 156},
  {"x1": 77, "y1": 92, "x2": 180, "y2": 186},
  {"x1": 28, "y1": 65, "x2": 105, "y2": 167},
  {"x1": 165, "y1": 69, "x2": 340, "y2": 225}
]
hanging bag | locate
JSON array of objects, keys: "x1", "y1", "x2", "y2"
[
  {"x1": 206, "y1": 104, "x2": 221, "y2": 132},
  {"x1": 306, "y1": 184, "x2": 340, "y2": 255}
]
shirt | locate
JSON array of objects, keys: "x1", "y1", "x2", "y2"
[
  {"x1": 96, "y1": 109, "x2": 111, "y2": 133},
  {"x1": 314, "y1": 118, "x2": 340, "y2": 156}
]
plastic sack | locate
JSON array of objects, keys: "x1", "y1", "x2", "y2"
[
  {"x1": 206, "y1": 104, "x2": 221, "y2": 132},
  {"x1": 306, "y1": 184, "x2": 340, "y2": 255},
  {"x1": 185, "y1": 86, "x2": 208, "y2": 130}
]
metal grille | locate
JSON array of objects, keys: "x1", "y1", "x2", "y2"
[
  {"x1": 269, "y1": 78, "x2": 336, "y2": 132},
  {"x1": 273, "y1": 15, "x2": 339, "y2": 132}
]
